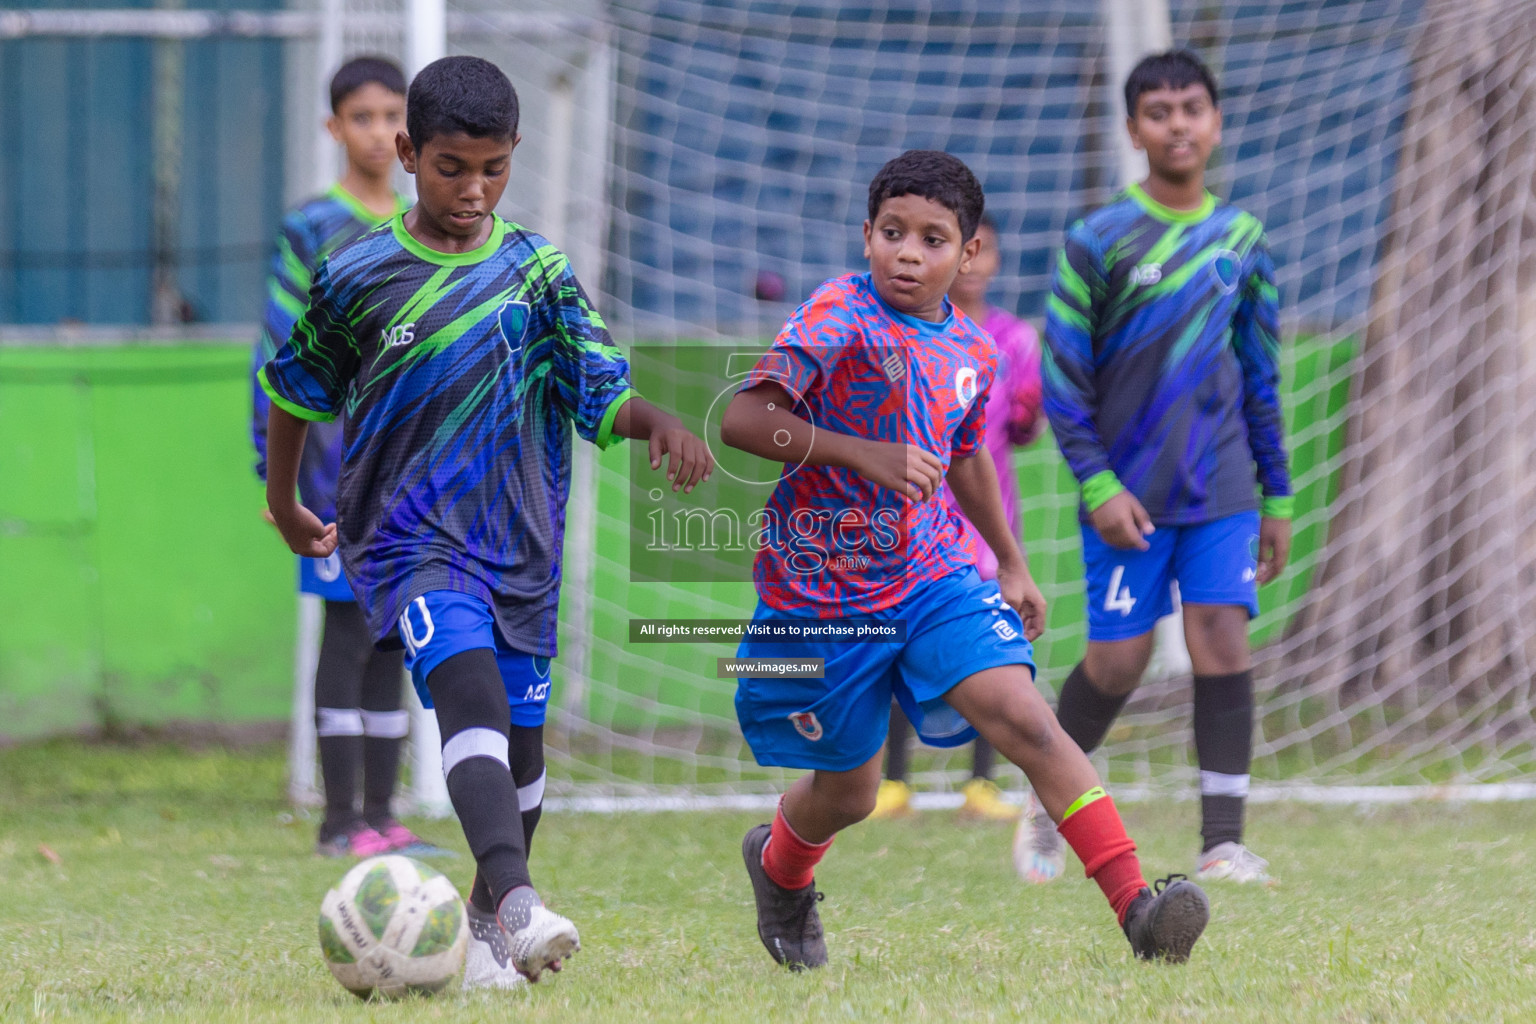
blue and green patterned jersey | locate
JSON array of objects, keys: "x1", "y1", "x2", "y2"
[
  {"x1": 259, "y1": 214, "x2": 635, "y2": 655},
  {"x1": 250, "y1": 183, "x2": 409, "y2": 520},
  {"x1": 1042, "y1": 183, "x2": 1292, "y2": 525}
]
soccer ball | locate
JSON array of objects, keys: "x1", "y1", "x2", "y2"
[{"x1": 318, "y1": 855, "x2": 469, "y2": 999}]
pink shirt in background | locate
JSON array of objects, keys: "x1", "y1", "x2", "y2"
[{"x1": 942, "y1": 306, "x2": 1044, "y2": 580}]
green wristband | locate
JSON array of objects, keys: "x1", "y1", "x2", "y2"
[
  {"x1": 1081, "y1": 470, "x2": 1125, "y2": 513},
  {"x1": 1261, "y1": 495, "x2": 1294, "y2": 519}
]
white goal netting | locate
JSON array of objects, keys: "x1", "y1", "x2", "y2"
[{"x1": 543, "y1": 0, "x2": 1536, "y2": 801}]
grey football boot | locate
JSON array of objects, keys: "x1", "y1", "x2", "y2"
[
  {"x1": 1123, "y1": 874, "x2": 1210, "y2": 963},
  {"x1": 742, "y1": 824, "x2": 827, "y2": 970}
]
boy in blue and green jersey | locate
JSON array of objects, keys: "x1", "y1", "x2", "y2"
[
  {"x1": 1035, "y1": 50, "x2": 1293, "y2": 885},
  {"x1": 260, "y1": 56, "x2": 713, "y2": 986},
  {"x1": 249, "y1": 56, "x2": 431, "y2": 861}
]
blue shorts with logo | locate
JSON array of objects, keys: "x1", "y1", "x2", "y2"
[
  {"x1": 298, "y1": 552, "x2": 354, "y2": 602},
  {"x1": 734, "y1": 567, "x2": 1036, "y2": 772},
  {"x1": 396, "y1": 591, "x2": 553, "y2": 728},
  {"x1": 1081, "y1": 510, "x2": 1261, "y2": 642}
]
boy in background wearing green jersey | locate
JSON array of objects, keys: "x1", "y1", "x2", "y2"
[
  {"x1": 251, "y1": 57, "x2": 442, "y2": 860},
  {"x1": 1030, "y1": 50, "x2": 1293, "y2": 885}
]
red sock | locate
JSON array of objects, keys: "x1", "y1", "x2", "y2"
[
  {"x1": 1055, "y1": 788, "x2": 1147, "y2": 925},
  {"x1": 761, "y1": 800, "x2": 832, "y2": 891}
]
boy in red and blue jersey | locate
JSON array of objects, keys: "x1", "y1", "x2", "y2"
[{"x1": 721, "y1": 150, "x2": 1208, "y2": 969}]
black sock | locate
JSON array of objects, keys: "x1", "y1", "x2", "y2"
[
  {"x1": 1054, "y1": 661, "x2": 1130, "y2": 754},
  {"x1": 509, "y1": 724, "x2": 546, "y2": 853},
  {"x1": 469, "y1": 727, "x2": 545, "y2": 914},
  {"x1": 885, "y1": 701, "x2": 912, "y2": 783},
  {"x1": 314, "y1": 600, "x2": 372, "y2": 839},
  {"x1": 428, "y1": 649, "x2": 530, "y2": 908},
  {"x1": 470, "y1": 873, "x2": 494, "y2": 914},
  {"x1": 971, "y1": 736, "x2": 996, "y2": 781},
  {"x1": 360, "y1": 647, "x2": 407, "y2": 826},
  {"x1": 316, "y1": 734, "x2": 362, "y2": 838},
  {"x1": 1194, "y1": 670, "x2": 1254, "y2": 851}
]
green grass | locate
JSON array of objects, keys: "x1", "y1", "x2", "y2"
[{"x1": 4, "y1": 742, "x2": 1535, "y2": 1022}]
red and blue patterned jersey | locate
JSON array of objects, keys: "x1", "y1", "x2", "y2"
[{"x1": 743, "y1": 272, "x2": 996, "y2": 615}]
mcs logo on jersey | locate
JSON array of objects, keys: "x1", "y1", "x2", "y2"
[{"x1": 788, "y1": 710, "x2": 823, "y2": 741}]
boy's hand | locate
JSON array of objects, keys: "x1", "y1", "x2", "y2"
[
  {"x1": 267, "y1": 501, "x2": 338, "y2": 559},
  {"x1": 649, "y1": 417, "x2": 714, "y2": 494},
  {"x1": 1089, "y1": 491, "x2": 1155, "y2": 550},
  {"x1": 853, "y1": 441, "x2": 945, "y2": 501},
  {"x1": 996, "y1": 556, "x2": 1047, "y2": 641},
  {"x1": 1256, "y1": 515, "x2": 1291, "y2": 584}
]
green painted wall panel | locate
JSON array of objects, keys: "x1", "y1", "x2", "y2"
[{"x1": 0, "y1": 344, "x2": 292, "y2": 739}]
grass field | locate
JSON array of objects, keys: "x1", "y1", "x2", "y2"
[{"x1": 4, "y1": 740, "x2": 1534, "y2": 1023}]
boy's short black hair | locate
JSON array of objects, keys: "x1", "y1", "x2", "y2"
[
  {"x1": 329, "y1": 56, "x2": 406, "y2": 114},
  {"x1": 406, "y1": 55, "x2": 519, "y2": 150},
  {"x1": 1124, "y1": 49, "x2": 1220, "y2": 116},
  {"x1": 867, "y1": 150, "x2": 985, "y2": 242}
]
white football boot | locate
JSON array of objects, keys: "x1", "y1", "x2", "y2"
[
  {"x1": 1194, "y1": 841, "x2": 1272, "y2": 883},
  {"x1": 462, "y1": 903, "x2": 527, "y2": 990},
  {"x1": 499, "y1": 889, "x2": 580, "y2": 982},
  {"x1": 1012, "y1": 791, "x2": 1066, "y2": 883}
]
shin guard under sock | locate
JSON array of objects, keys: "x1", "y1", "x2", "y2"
[
  {"x1": 429, "y1": 649, "x2": 530, "y2": 909},
  {"x1": 1055, "y1": 661, "x2": 1131, "y2": 754},
  {"x1": 761, "y1": 801, "x2": 832, "y2": 891},
  {"x1": 359, "y1": 647, "x2": 407, "y2": 825},
  {"x1": 1193, "y1": 670, "x2": 1254, "y2": 851},
  {"x1": 314, "y1": 601, "x2": 372, "y2": 837},
  {"x1": 509, "y1": 724, "x2": 546, "y2": 854},
  {"x1": 1056, "y1": 788, "x2": 1147, "y2": 925}
]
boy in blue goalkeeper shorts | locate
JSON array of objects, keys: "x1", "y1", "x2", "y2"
[
  {"x1": 250, "y1": 56, "x2": 438, "y2": 860},
  {"x1": 720, "y1": 149, "x2": 1208, "y2": 970},
  {"x1": 260, "y1": 56, "x2": 711, "y2": 985},
  {"x1": 1028, "y1": 51, "x2": 1293, "y2": 886}
]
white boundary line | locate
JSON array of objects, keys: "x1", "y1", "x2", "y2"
[{"x1": 544, "y1": 782, "x2": 1536, "y2": 815}]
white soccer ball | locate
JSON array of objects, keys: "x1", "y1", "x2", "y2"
[{"x1": 318, "y1": 855, "x2": 469, "y2": 999}]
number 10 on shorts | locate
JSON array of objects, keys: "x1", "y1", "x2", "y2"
[{"x1": 1105, "y1": 565, "x2": 1136, "y2": 616}]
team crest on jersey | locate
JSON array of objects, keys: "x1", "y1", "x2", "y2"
[
  {"x1": 497, "y1": 299, "x2": 531, "y2": 357},
  {"x1": 788, "y1": 710, "x2": 824, "y2": 741},
  {"x1": 1211, "y1": 249, "x2": 1241, "y2": 294},
  {"x1": 955, "y1": 366, "x2": 978, "y2": 409}
]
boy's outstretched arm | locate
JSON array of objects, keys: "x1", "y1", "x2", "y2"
[
  {"x1": 1043, "y1": 227, "x2": 1154, "y2": 551},
  {"x1": 947, "y1": 448, "x2": 1046, "y2": 639},
  {"x1": 610, "y1": 396, "x2": 715, "y2": 494},
  {"x1": 265, "y1": 404, "x2": 337, "y2": 558},
  {"x1": 1232, "y1": 235, "x2": 1293, "y2": 583},
  {"x1": 720, "y1": 382, "x2": 945, "y2": 502}
]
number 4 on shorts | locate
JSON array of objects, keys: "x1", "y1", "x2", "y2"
[{"x1": 1104, "y1": 566, "x2": 1136, "y2": 616}]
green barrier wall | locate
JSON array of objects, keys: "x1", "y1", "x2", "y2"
[{"x1": 0, "y1": 345, "x2": 293, "y2": 740}]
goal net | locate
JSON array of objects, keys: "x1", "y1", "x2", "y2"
[{"x1": 548, "y1": 0, "x2": 1536, "y2": 802}]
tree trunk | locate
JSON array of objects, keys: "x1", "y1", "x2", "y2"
[{"x1": 1278, "y1": 0, "x2": 1536, "y2": 769}]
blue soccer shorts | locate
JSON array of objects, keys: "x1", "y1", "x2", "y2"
[
  {"x1": 1081, "y1": 509, "x2": 1261, "y2": 642},
  {"x1": 298, "y1": 552, "x2": 355, "y2": 602},
  {"x1": 396, "y1": 591, "x2": 553, "y2": 727},
  {"x1": 734, "y1": 567, "x2": 1037, "y2": 772}
]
